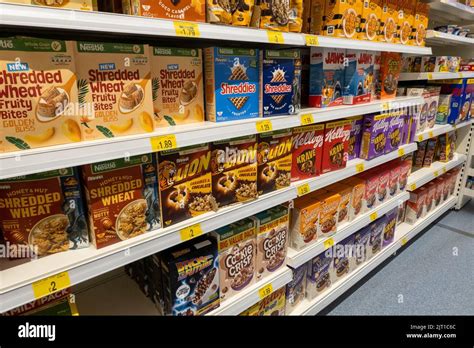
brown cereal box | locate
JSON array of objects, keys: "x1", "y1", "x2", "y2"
[
  {"x1": 315, "y1": 191, "x2": 341, "y2": 237},
  {"x1": 211, "y1": 135, "x2": 258, "y2": 208},
  {"x1": 207, "y1": 0, "x2": 254, "y2": 26},
  {"x1": 405, "y1": 187, "x2": 427, "y2": 224},
  {"x1": 344, "y1": 177, "x2": 366, "y2": 219},
  {"x1": 150, "y1": 47, "x2": 204, "y2": 127},
  {"x1": 413, "y1": 1, "x2": 429, "y2": 46},
  {"x1": 291, "y1": 124, "x2": 324, "y2": 182},
  {"x1": 212, "y1": 218, "x2": 256, "y2": 302},
  {"x1": 74, "y1": 41, "x2": 155, "y2": 141},
  {"x1": 433, "y1": 177, "x2": 444, "y2": 207},
  {"x1": 289, "y1": 196, "x2": 321, "y2": 250},
  {"x1": 258, "y1": 0, "x2": 290, "y2": 32},
  {"x1": 122, "y1": 0, "x2": 205, "y2": 22},
  {"x1": 377, "y1": 166, "x2": 390, "y2": 204},
  {"x1": 158, "y1": 143, "x2": 215, "y2": 227},
  {"x1": 324, "y1": 0, "x2": 363, "y2": 39},
  {"x1": 309, "y1": 0, "x2": 325, "y2": 34},
  {"x1": 358, "y1": 0, "x2": 383, "y2": 41},
  {"x1": 252, "y1": 205, "x2": 289, "y2": 280},
  {"x1": 81, "y1": 154, "x2": 160, "y2": 249},
  {"x1": 326, "y1": 183, "x2": 352, "y2": 225},
  {"x1": 0, "y1": 37, "x2": 83, "y2": 153},
  {"x1": 397, "y1": 0, "x2": 416, "y2": 45},
  {"x1": 359, "y1": 170, "x2": 379, "y2": 210},
  {"x1": 31, "y1": 0, "x2": 96, "y2": 10},
  {"x1": 257, "y1": 129, "x2": 293, "y2": 195},
  {"x1": 379, "y1": 0, "x2": 398, "y2": 43}
]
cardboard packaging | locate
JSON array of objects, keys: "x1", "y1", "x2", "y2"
[
  {"x1": 358, "y1": 0, "x2": 383, "y2": 41},
  {"x1": 32, "y1": 0, "x2": 96, "y2": 10},
  {"x1": 306, "y1": 251, "x2": 333, "y2": 299},
  {"x1": 422, "y1": 137, "x2": 438, "y2": 168},
  {"x1": 122, "y1": 0, "x2": 205, "y2": 22},
  {"x1": 405, "y1": 187, "x2": 428, "y2": 224},
  {"x1": 397, "y1": 0, "x2": 416, "y2": 45},
  {"x1": 367, "y1": 217, "x2": 385, "y2": 259},
  {"x1": 291, "y1": 124, "x2": 325, "y2": 181},
  {"x1": 344, "y1": 177, "x2": 366, "y2": 219},
  {"x1": 315, "y1": 191, "x2": 341, "y2": 237},
  {"x1": 360, "y1": 113, "x2": 390, "y2": 160},
  {"x1": 377, "y1": 167, "x2": 390, "y2": 204},
  {"x1": 379, "y1": 0, "x2": 398, "y2": 43},
  {"x1": 331, "y1": 234, "x2": 354, "y2": 279},
  {"x1": 343, "y1": 50, "x2": 375, "y2": 105},
  {"x1": 326, "y1": 183, "x2": 353, "y2": 225},
  {"x1": 413, "y1": 1, "x2": 429, "y2": 46},
  {"x1": 321, "y1": 119, "x2": 352, "y2": 173},
  {"x1": 290, "y1": 196, "x2": 321, "y2": 250},
  {"x1": 359, "y1": 170, "x2": 379, "y2": 210},
  {"x1": 324, "y1": 0, "x2": 363, "y2": 39},
  {"x1": 348, "y1": 116, "x2": 364, "y2": 160},
  {"x1": 352, "y1": 226, "x2": 370, "y2": 268},
  {"x1": 285, "y1": 264, "x2": 307, "y2": 314},
  {"x1": 382, "y1": 207, "x2": 397, "y2": 247},
  {"x1": 378, "y1": 52, "x2": 401, "y2": 99},
  {"x1": 385, "y1": 110, "x2": 404, "y2": 154}
]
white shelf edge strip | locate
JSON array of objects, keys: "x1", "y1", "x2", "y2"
[
  {"x1": 207, "y1": 267, "x2": 292, "y2": 316},
  {"x1": 426, "y1": 30, "x2": 474, "y2": 46},
  {"x1": 290, "y1": 196, "x2": 457, "y2": 316},
  {"x1": 414, "y1": 119, "x2": 474, "y2": 142},
  {"x1": 399, "y1": 72, "x2": 474, "y2": 81},
  {"x1": 0, "y1": 96, "x2": 423, "y2": 180},
  {"x1": 286, "y1": 192, "x2": 410, "y2": 268},
  {"x1": 463, "y1": 188, "x2": 474, "y2": 198},
  {"x1": 429, "y1": 0, "x2": 474, "y2": 23},
  {"x1": 0, "y1": 143, "x2": 417, "y2": 313}
]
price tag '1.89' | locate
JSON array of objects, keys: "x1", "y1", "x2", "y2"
[
  {"x1": 32, "y1": 272, "x2": 71, "y2": 299},
  {"x1": 256, "y1": 120, "x2": 273, "y2": 133},
  {"x1": 297, "y1": 183, "x2": 311, "y2": 197},
  {"x1": 300, "y1": 113, "x2": 314, "y2": 125},
  {"x1": 174, "y1": 21, "x2": 200, "y2": 37},
  {"x1": 258, "y1": 283, "x2": 274, "y2": 299},
  {"x1": 151, "y1": 134, "x2": 177, "y2": 152},
  {"x1": 180, "y1": 223, "x2": 203, "y2": 242}
]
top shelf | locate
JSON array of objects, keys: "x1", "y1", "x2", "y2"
[
  {"x1": 0, "y1": 3, "x2": 432, "y2": 54},
  {"x1": 428, "y1": 0, "x2": 474, "y2": 25},
  {"x1": 426, "y1": 30, "x2": 474, "y2": 46}
]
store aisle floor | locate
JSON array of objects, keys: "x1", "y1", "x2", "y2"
[{"x1": 324, "y1": 202, "x2": 474, "y2": 316}]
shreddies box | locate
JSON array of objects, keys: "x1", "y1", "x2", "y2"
[
  {"x1": 348, "y1": 116, "x2": 363, "y2": 160},
  {"x1": 82, "y1": 154, "x2": 160, "y2": 249},
  {"x1": 0, "y1": 37, "x2": 83, "y2": 153},
  {"x1": 358, "y1": 0, "x2": 383, "y2": 41},
  {"x1": 291, "y1": 124, "x2": 324, "y2": 181},
  {"x1": 150, "y1": 47, "x2": 204, "y2": 127},
  {"x1": 321, "y1": 119, "x2": 352, "y2": 173},
  {"x1": 323, "y1": 0, "x2": 363, "y2": 39},
  {"x1": 0, "y1": 167, "x2": 89, "y2": 257},
  {"x1": 343, "y1": 50, "x2": 375, "y2": 105},
  {"x1": 379, "y1": 0, "x2": 398, "y2": 43},
  {"x1": 360, "y1": 113, "x2": 390, "y2": 160},
  {"x1": 205, "y1": 47, "x2": 260, "y2": 122},
  {"x1": 74, "y1": 41, "x2": 155, "y2": 140},
  {"x1": 290, "y1": 196, "x2": 321, "y2": 250},
  {"x1": 122, "y1": 0, "x2": 205, "y2": 22}
]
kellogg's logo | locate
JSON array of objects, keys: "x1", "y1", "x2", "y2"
[
  {"x1": 325, "y1": 126, "x2": 350, "y2": 143},
  {"x1": 292, "y1": 130, "x2": 323, "y2": 150}
]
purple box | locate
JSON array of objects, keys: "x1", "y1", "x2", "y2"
[
  {"x1": 351, "y1": 226, "x2": 371, "y2": 269},
  {"x1": 306, "y1": 252, "x2": 333, "y2": 299},
  {"x1": 385, "y1": 111, "x2": 404, "y2": 154},
  {"x1": 367, "y1": 217, "x2": 385, "y2": 259},
  {"x1": 360, "y1": 113, "x2": 391, "y2": 160},
  {"x1": 382, "y1": 208, "x2": 397, "y2": 247},
  {"x1": 348, "y1": 116, "x2": 363, "y2": 160},
  {"x1": 285, "y1": 264, "x2": 307, "y2": 313},
  {"x1": 331, "y1": 234, "x2": 354, "y2": 280}
]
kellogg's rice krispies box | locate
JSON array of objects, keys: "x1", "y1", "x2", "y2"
[
  {"x1": 358, "y1": 0, "x2": 383, "y2": 41},
  {"x1": 291, "y1": 124, "x2": 324, "y2": 181},
  {"x1": 321, "y1": 119, "x2": 352, "y2": 173},
  {"x1": 324, "y1": 0, "x2": 363, "y2": 39},
  {"x1": 0, "y1": 168, "x2": 89, "y2": 257},
  {"x1": 261, "y1": 49, "x2": 301, "y2": 116},
  {"x1": 158, "y1": 144, "x2": 216, "y2": 227},
  {"x1": 360, "y1": 113, "x2": 390, "y2": 160},
  {"x1": 306, "y1": 251, "x2": 333, "y2": 299},
  {"x1": 205, "y1": 47, "x2": 260, "y2": 122},
  {"x1": 348, "y1": 116, "x2": 363, "y2": 160},
  {"x1": 343, "y1": 50, "x2": 375, "y2": 105},
  {"x1": 82, "y1": 154, "x2": 160, "y2": 249}
]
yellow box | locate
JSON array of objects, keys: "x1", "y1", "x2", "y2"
[
  {"x1": 310, "y1": 0, "x2": 326, "y2": 35},
  {"x1": 324, "y1": 0, "x2": 363, "y2": 39},
  {"x1": 397, "y1": 0, "x2": 416, "y2": 45},
  {"x1": 30, "y1": 0, "x2": 96, "y2": 11},
  {"x1": 379, "y1": 0, "x2": 398, "y2": 43},
  {"x1": 358, "y1": 0, "x2": 383, "y2": 41},
  {"x1": 413, "y1": 1, "x2": 429, "y2": 46}
]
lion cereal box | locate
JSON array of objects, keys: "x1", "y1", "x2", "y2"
[
  {"x1": 385, "y1": 110, "x2": 403, "y2": 154},
  {"x1": 360, "y1": 113, "x2": 390, "y2": 160},
  {"x1": 0, "y1": 37, "x2": 83, "y2": 153},
  {"x1": 358, "y1": 0, "x2": 383, "y2": 41},
  {"x1": 31, "y1": 0, "x2": 96, "y2": 10},
  {"x1": 331, "y1": 234, "x2": 354, "y2": 279},
  {"x1": 74, "y1": 41, "x2": 155, "y2": 140},
  {"x1": 379, "y1": 0, "x2": 398, "y2": 43},
  {"x1": 397, "y1": 0, "x2": 416, "y2": 45},
  {"x1": 367, "y1": 217, "x2": 384, "y2": 259},
  {"x1": 321, "y1": 119, "x2": 351, "y2": 173},
  {"x1": 348, "y1": 116, "x2": 363, "y2": 160},
  {"x1": 309, "y1": 47, "x2": 345, "y2": 108},
  {"x1": 211, "y1": 135, "x2": 258, "y2": 208},
  {"x1": 212, "y1": 218, "x2": 256, "y2": 302},
  {"x1": 413, "y1": 1, "x2": 429, "y2": 46},
  {"x1": 205, "y1": 47, "x2": 260, "y2": 122},
  {"x1": 158, "y1": 143, "x2": 215, "y2": 227},
  {"x1": 306, "y1": 251, "x2": 333, "y2": 298},
  {"x1": 326, "y1": 183, "x2": 352, "y2": 225},
  {"x1": 343, "y1": 50, "x2": 375, "y2": 105},
  {"x1": 123, "y1": 0, "x2": 205, "y2": 21},
  {"x1": 150, "y1": 47, "x2": 204, "y2": 127},
  {"x1": 290, "y1": 196, "x2": 321, "y2": 250},
  {"x1": 291, "y1": 124, "x2": 324, "y2": 181},
  {"x1": 257, "y1": 129, "x2": 292, "y2": 195},
  {"x1": 252, "y1": 205, "x2": 289, "y2": 280},
  {"x1": 324, "y1": 0, "x2": 363, "y2": 39},
  {"x1": 82, "y1": 154, "x2": 160, "y2": 249},
  {"x1": 285, "y1": 264, "x2": 307, "y2": 314},
  {"x1": 315, "y1": 191, "x2": 341, "y2": 237},
  {"x1": 0, "y1": 167, "x2": 89, "y2": 257}
]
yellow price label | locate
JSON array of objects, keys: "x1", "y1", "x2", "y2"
[
  {"x1": 398, "y1": 148, "x2": 405, "y2": 156},
  {"x1": 434, "y1": 170, "x2": 439, "y2": 177},
  {"x1": 305, "y1": 34, "x2": 319, "y2": 46},
  {"x1": 267, "y1": 31, "x2": 284, "y2": 44},
  {"x1": 256, "y1": 120, "x2": 273, "y2": 133},
  {"x1": 355, "y1": 163, "x2": 365, "y2": 173},
  {"x1": 382, "y1": 102, "x2": 390, "y2": 111},
  {"x1": 324, "y1": 237, "x2": 334, "y2": 250},
  {"x1": 417, "y1": 134, "x2": 424, "y2": 142},
  {"x1": 459, "y1": 72, "x2": 464, "y2": 78},
  {"x1": 300, "y1": 113, "x2": 314, "y2": 125},
  {"x1": 32, "y1": 272, "x2": 71, "y2": 299},
  {"x1": 297, "y1": 183, "x2": 311, "y2": 197},
  {"x1": 427, "y1": 73, "x2": 433, "y2": 80},
  {"x1": 174, "y1": 21, "x2": 200, "y2": 37},
  {"x1": 428, "y1": 131, "x2": 434, "y2": 138},
  {"x1": 401, "y1": 237, "x2": 408, "y2": 246},
  {"x1": 258, "y1": 283, "x2": 274, "y2": 299},
  {"x1": 150, "y1": 134, "x2": 177, "y2": 152},
  {"x1": 370, "y1": 211, "x2": 378, "y2": 221},
  {"x1": 180, "y1": 223, "x2": 203, "y2": 242},
  {"x1": 442, "y1": 166, "x2": 447, "y2": 173},
  {"x1": 409, "y1": 183, "x2": 417, "y2": 191}
]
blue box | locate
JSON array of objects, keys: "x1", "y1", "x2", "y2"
[{"x1": 343, "y1": 50, "x2": 374, "y2": 105}]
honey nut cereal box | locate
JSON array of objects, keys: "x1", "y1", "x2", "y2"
[
  {"x1": 0, "y1": 37, "x2": 83, "y2": 153},
  {"x1": 344, "y1": 176, "x2": 366, "y2": 219},
  {"x1": 211, "y1": 135, "x2": 258, "y2": 208},
  {"x1": 289, "y1": 196, "x2": 321, "y2": 250},
  {"x1": 81, "y1": 154, "x2": 160, "y2": 249},
  {"x1": 122, "y1": 0, "x2": 205, "y2": 22},
  {"x1": 291, "y1": 124, "x2": 324, "y2": 182},
  {"x1": 257, "y1": 129, "x2": 293, "y2": 195},
  {"x1": 0, "y1": 167, "x2": 89, "y2": 257},
  {"x1": 150, "y1": 47, "x2": 204, "y2": 127},
  {"x1": 358, "y1": 0, "x2": 383, "y2": 41},
  {"x1": 413, "y1": 1, "x2": 429, "y2": 46},
  {"x1": 321, "y1": 119, "x2": 352, "y2": 174},
  {"x1": 397, "y1": 0, "x2": 416, "y2": 45},
  {"x1": 314, "y1": 191, "x2": 341, "y2": 237},
  {"x1": 379, "y1": 0, "x2": 398, "y2": 43},
  {"x1": 74, "y1": 41, "x2": 155, "y2": 140},
  {"x1": 157, "y1": 143, "x2": 216, "y2": 227},
  {"x1": 324, "y1": 0, "x2": 363, "y2": 39},
  {"x1": 326, "y1": 182, "x2": 352, "y2": 225},
  {"x1": 31, "y1": 0, "x2": 96, "y2": 10},
  {"x1": 212, "y1": 218, "x2": 256, "y2": 302},
  {"x1": 252, "y1": 205, "x2": 289, "y2": 281}
]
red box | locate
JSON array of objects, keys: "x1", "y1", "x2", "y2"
[
  {"x1": 398, "y1": 157, "x2": 412, "y2": 191},
  {"x1": 426, "y1": 182, "x2": 437, "y2": 213},
  {"x1": 358, "y1": 170, "x2": 379, "y2": 211},
  {"x1": 377, "y1": 166, "x2": 391, "y2": 204},
  {"x1": 387, "y1": 160, "x2": 400, "y2": 197},
  {"x1": 321, "y1": 120, "x2": 352, "y2": 174},
  {"x1": 434, "y1": 177, "x2": 445, "y2": 206},
  {"x1": 405, "y1": 187, "x2": 428, "y2": 224},
  {"x1": 291, "y1": 124, "x2": 325, "y2": 182}
]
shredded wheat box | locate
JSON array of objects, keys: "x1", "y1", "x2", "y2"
[
  {"x1": 74, "y1": 41, "x2": 155, "y2": 140},
  {"x1": 0, "y1": 37, "x2": 83, "y2": 153}
]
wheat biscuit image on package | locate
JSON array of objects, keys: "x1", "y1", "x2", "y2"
[{"x1": 229, "y1": 96, "x2": 249, "y2": 110}]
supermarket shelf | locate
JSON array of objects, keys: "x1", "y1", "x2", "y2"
[
  {"x1": 0, "y1": 142, "x2": 416, "y2": 313},
  {"x1": 427, "y1": 0, "x2": 474, "y2": 25},
  {"x1": 0, "y1": 96, "x2": 423, "y2": 180},
  {"x1": 290, "y1": 196, "x2": 457, "y2": 315},
  {"x1": 463, "y1": 187, "x2": 474, "y2": 198},
  {"x1": 286, "y1": 192, "x2": 410, "y2": 268},
  {"x1": 468, "y1": 167, "x2": 474, "y2": 176},
  {"x1": 414, "y1": 119, "x2": 474, "y2": 142},
  {"x1": 399, "y1": 72, "x2": 474, "y2": 81},
  {"x1": 207, "y1": 267, "x2": 292, "y2": 315},
  {"x1": 406, "y1": 153, "x2": 466, "y2": 191},
  {"x1": 426, "y1": 30, "x2": 474, "y2": 46}
]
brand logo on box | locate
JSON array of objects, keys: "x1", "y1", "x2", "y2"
[
  {"x1": 325, "y1": 52, "x2": 345, "y2": 64},
  {"x1": 0, "y1": 40, "x2": 13, "y2": 49}
]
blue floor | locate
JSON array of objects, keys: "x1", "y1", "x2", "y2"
[{"x1": 325, "y1": 202, "x2": 474, "y2": 315}]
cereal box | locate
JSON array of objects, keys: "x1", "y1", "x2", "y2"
[
  {"x1": 321, "y1": 119, "x2": 352, "y2": 173},
  {"x1": 379, "y1": 0, "x2": 398, "y2": 43},
  {"x1": 123, "y1": 0, "x2": 205, "y2": 21},
  {"x1": 405, "y1": 187, "x2": 427, "y2": 224},
  {"x1": 441, "y1": 174, "x2": 450, "y2": 200},
  {"x1": 427, "y1": 87, "x2": 441, "y2": 128},
  {"x1": 309, "y1": 0, "x2": 325, "y2": 34},
  {"x1": 257, "y1": 286, "x2": 286, "y2": 315},
  {"x1": 413, "y1": 140, "x2": 427, "y2": 170},
  {"x1": 422, "y1": 138, "x2": 437, "y2": 168},
  {"x1": 360, "y1": 171, "x2": 379, "y2": 210},
  {"x1": 257, "y1": 129, "x2": 293, "y2": 195},
  {"x1": 74, "y1": 41, "x2": 155, "y2": 140},
  {"x1": 160, "y1": 236, "x2": 219, "y2": 316},
  {"x1": 372, "y1": 52, "x2": 381, "y2": 100},
  {"x1": 398, "y1": 155, "x2": 412, "y2": 191},
  {"x1": 425, "y1": 182, "x2": 437, "y2": 213},
  {"x1": 0, "y1": 37, "x2": 83, "y2": 153},
  {"x1": 207, "y1": 0, "x2": 254, "y2": 26},
  {"x1": 385, "y1": 110, "x2": 403, "y2": 154},
  {"x1": 379, "y1": 52, "x2": 401, "y2": 99},
  {"x1": 211, "y1": 135, "x2": 258, "y2": 208},
  {"x1": 309, "y1": 47, "x2": 345, "y2": 108},
  {"x1": 422, "y1": 56, "x2": 461, "y2": 73},
  {"x1": 252, "y1": 205, "x2": 289, "y2": 280},
  {"x1": 352, "y1": 226, "x2": 370, "y2": 268},
  {"x1": 315, "y1": 191, "x2": 341, "y2": 237},
  {"x1": 367, "y1": 217, "x2": 384, "y2": 258},
  {"x1": 360, "y1": 113, "x2": 390, "y2": 160},
  {"x1": 212, "y1": 218, "x2": 256, "y2": 302},
  {"x1": 324, "y1": 0, "x2": 363, "y2": 39},
  {"x1": 300, "y1": 48, "x2": 310, "y2": 106},
  {"x1": 158, "y1": 143, "x2": 215, "y2": 227},
  {"x1": 326, "y1": 183, "x2": 352, "y2": 225},
  {"x1": 82, "y1": 154, "x2": 160, "y2": 249},
  {"x1": 331, "y1": 234, "x2": 354, "y2": 279},
  {"x1": 433, "y1": 177, "x2": 444, "y2": 207},
  {"x1": 204, "y1": 47, "x2": 260, "y2": 122},
  {"x1": 397, "y1": 201, "x2": 406, "y2": 225},
  {"x1": 291, "y1": 124, "x2": 324, "y2": 181},
  {"x1": 31, "y1": 0, "x2": 96, "y2": 10},
  {"x1": 358, "y1": 0, "x2": 383, "y2": 41},
  {"x1": 0, "y1": 167, "x2": 89, "y2": 257},
  {"x1": 437, "y1": 79, "x2": 465, "y2": 125},
  {"x1": 377, "y1": 167, "x2": 390, "y2": 204},
  {"x1": 289, "y1": 0, "x2": 304, "y2": 32},
  {"x1": 306, "y1": 251, "x2": 333, "y2": 298},
  {"x1": 261, "y1": 49, "x2": 301, "y2": 116},
  {"x1": 437, "y1": 131, "x2": 456, "y2": 163},
  {"x1": 285, "y1": 264, "x2": 307, "y2": 314},
  {"x1": 413, "y1": 1, "x2": 429, "y2": 46},
  {"x1": 150, "y1": 46, "x2": 204, "y2": 127},
  {"x1": 387, "y1": 160, "x2": 400, "y2": 197},
  {"x1": 397, "y1": 0, "x2": 416, "y2": 45},
  {"x1": 289, "y1": 196, "x2": 321, "y2": 250},
  {"x1": 407, "y1": 87, "x2": 429, "y2": 132},
  {"x1": 258, "y1": 0, "x2": 290, "y2": 32},
  {"x1": 343, "y1": 50, "x2": 375, "y2": 105},
  {"x1": 344, "y1": 176, "x2": 366, "y2": 219},
  {"x1": 2, "y1": 288, "x2": 72, "y2": 316},
  {"x1": 348, "y1": 116, "x2": 363, "y2": 160},
  {"x1": 382, "y1": 207, "x2": 397, "y2": 247}
]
